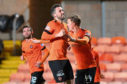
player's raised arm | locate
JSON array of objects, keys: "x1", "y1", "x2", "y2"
[
  {"x1": 69, "y1": 31, "x2": 91, "y2": 45},
  {"x1": 32, "y1": 39, "x2": 50, "y2": 44},
  {"x1": 41, "y1": 24, "x2": 66, "y2": 41},
  {"x1": 41, "y1": 23, "x2": 56, "y2": 40}
]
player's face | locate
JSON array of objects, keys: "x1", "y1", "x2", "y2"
[
  {"x1": 23, "y1": 27, "x2": 32, "y2": 39},
  {"x1": 67, "y1": 19, "x2": 75, "y2": 31},
  {"x1": 54, "y1": 7, "x2": 65, "y2": 20}
]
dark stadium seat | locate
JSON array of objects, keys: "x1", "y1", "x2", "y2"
[{"x1": 0, "y1": 15, "x2": 10, "y2": 32}]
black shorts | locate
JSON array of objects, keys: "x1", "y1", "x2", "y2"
[
  {"x1": 30, "y1": 71, "x2": 45, "y2": 84},
  {"x1": 49, "y1": 60, "x2": 74, "y2": 83},
  {"x1": 94, "y1": 82, "x2": 100, "y2": 84},
  {"x1": 75, "y1": 67, "x2": 96, "y2": 84}
]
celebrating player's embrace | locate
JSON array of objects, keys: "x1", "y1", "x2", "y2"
[
  {"x1": 67, "y1": 15, "x2": 96, "y2": 84},
  {"x1": 41, "y1": 4, "x2": 74, "y2": 84},
  {"x1": 21, "y1": 3, "x2": 102, "y2": 84}
]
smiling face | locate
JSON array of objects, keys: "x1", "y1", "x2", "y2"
[
  {"x1": 22, "y1": 27, "x2": 32, "y2": 39},
  {"x1": 53, "y1": 7, "x2": 65, "y2": 21},
  {"x1": 67, "y1": 19, "x2": 76, "y2": 31}
]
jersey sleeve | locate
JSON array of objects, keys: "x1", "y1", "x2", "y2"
[
  {"x1": 84, "y1": 30, "x2": 91, "y2": 39},
  {"x1": 38, "y1": 43, "x2": 49, "y2": 63},
  {"x1": 21, "y1": 42, "x2": 27, "y2": 60},
  {"x1": 41, "y1": 22, "x2": 56, "y2": 40}
]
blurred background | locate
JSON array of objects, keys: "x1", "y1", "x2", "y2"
[{"x1": 0, "y1": 0, "x2": 127, "y2": 84}]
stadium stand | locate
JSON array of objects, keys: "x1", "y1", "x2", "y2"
[
  {"x1": 0, "y1": 40, "x2": 24, "y2": 84},
  {"x1": 97, "y1": 37, "x2": 112, "y2": 45},
  {"x1": 2, "y1": 36, "x2": 127, "y2": 84},
  {"x1": 111, "y1": 36, "x2": 126, "y2": 45}
]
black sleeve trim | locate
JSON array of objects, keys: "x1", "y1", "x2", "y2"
[
  {"x1": 41, "y1": 46, "x2": 46, "y2": 50},
  {"x1": 44, "y1": 30, "x2": 52, "y2": 34}
]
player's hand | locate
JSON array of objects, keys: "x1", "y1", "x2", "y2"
[
  {"x1": 55, "y1": 29, "x2": 66, "y2": 37},
  {"x1": 31, "y1": 39, "x2": 40, "y2": 43},
  {"x1": 20, "y1": 55, "x2": 24, "y2": 60},
  {"x1": 35, "y1": 61, "x2": 42, "y2": 68},
  {"x1": 68, "y1": 35, "x2": 76, "y2": 42}
]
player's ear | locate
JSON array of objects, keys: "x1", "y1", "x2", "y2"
[{"x1": 53, "y1": 13, "x2": 56, "y2": 18}]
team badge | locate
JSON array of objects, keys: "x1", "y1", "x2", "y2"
[
  {"x1": 57, "y1": 70, "x2": 64, "y2": 77},
  {"x1": 57, "y1": 70, "x2": 64, "y2": 81},
  {"x1": 41, "y1": 43, "x2": 44, "y2": 46},
  {"x1": 58, "y1": 76, "x2": 62, "y2": 81}
]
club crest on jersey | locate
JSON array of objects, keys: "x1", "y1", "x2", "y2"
[
  {"x1": 58, "y1": 76, "x2": 62, "y2": 81},
  {"x1": 41, "y1": 43, "x2": 44, "y2": 46},
  {"x1": 30, "y1": 45, "x2": 33, "y2": 48}
]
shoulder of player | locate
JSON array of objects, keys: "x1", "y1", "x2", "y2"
[
  {"x1": 81, "y1": 29, "x2": 92, "y2": 36},
  {"x1": 47, "y1": 20, "x2": 57, "y2": 26},
  {"x1": 21, "y1": 40, "x2": 26, "y2": 44},
  {"x1": 45, "y1": 20, "x2": 57, "y2": 30},
  {"x1": 92, "y1": 48, "x2": 98, "y2": 55},
  {"x1": 81, "y1": 28, "x2": 91, "y2": 33}
]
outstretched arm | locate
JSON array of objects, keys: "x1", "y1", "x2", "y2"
[
  {"x1": 32, "y1": 39, "x2": 50, "y2": 44},
  {"x1": 36, "y1": 47, "x2": 49, "y2": 68},
  {"x1": 68, "y1": 35, "x2": 90, "y2": 45}
]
